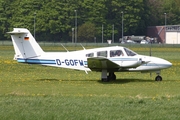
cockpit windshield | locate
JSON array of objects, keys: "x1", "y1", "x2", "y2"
[{"x1": 124, "y1": 48, "x2": 137, "y2": 56}]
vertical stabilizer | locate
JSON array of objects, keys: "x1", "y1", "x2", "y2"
[{"x1": 7, "y1": 28, "x2": 44, "y2": 59}]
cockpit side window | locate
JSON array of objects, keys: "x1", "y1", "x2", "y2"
[
  {"x1": 124, "y1": 48, "x2": 137, "y2": 56},
  {"x1": 86, "y1": 53, "x2": 94, "y2": 57},
  {"x1": 110, "y1": 50, "x2": 124, "y2": 57},
  {"x1": 97, "y1": 51, "x2": 107, "y2": 57}
]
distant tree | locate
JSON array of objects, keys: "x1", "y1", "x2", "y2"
[
  {"x1": 75, "y1": 0, "x2": 107, "y2": 42},
  {"x1": 146, "y1": 0, "x2": 180, "y2": 26},
  {"x1": 0, "y1": 0, "x2": 14, "y2": 39},
  {"x1": 78, "y1": 22, "x2": 96, "y2": 42},
  {"x1": 163, "y1": 0, "x2": 180, "y2": 25},
  {"x1": 1, "y1": 0, "x2": 180, "y2": 41}
]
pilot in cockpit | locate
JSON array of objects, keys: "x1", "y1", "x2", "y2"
[{"x1": 115, "y1": 50, "x2": 124, "y2": 56}]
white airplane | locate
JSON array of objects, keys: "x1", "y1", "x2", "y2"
[{"x1": 8, "y1": 28, "x2": 172, "y2": 82}]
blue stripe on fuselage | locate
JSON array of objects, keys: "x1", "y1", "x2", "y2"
[{"x1": 17, "y1": 58, "x2": 56, "y2": 64}]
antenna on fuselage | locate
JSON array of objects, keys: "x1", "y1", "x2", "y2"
[
  {"x1": 80, "y1": 43, "x2": 86, "y2": 50},
  {"x1": 61, "y1": 44, "x2": 69, "y2": 52}
]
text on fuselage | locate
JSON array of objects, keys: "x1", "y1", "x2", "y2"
[{"x1": 56, "y1": 59, "x2": 84, "y2": 66}]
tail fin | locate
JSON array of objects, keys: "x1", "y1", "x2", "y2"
[{"x1": 7, "y1": 28, "x2": 44, "y2": 60}]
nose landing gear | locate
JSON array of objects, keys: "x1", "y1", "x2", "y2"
[
  {"x1": 155, "y1": 75, "x2": 162, "y2": 81},
  {"x1": 155, "y1": 71, "x2": 162, "y2": 81}
]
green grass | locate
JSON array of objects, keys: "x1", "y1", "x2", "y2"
[{"x1": 0, "y1": 45, "x2": 180, "y2": 120}]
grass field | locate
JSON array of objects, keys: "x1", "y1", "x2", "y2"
[{"x1": 0, "y1": 44, "x2": 180, "y2": 120}]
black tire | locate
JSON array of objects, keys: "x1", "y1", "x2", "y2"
[
  {"x1": 108, "y1": 72, "x2": 116, "y2": 81},
  {"x1": 112, "y1": 74, "x2": 116, "y2": 80},
  {"x1": 102, "y1": 78, "x2": 109, "y2": 82},
  {"x1": 155, "y1": 76, "x2": 162, "y2": 81}
]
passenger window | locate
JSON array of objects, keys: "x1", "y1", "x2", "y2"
[
  {"x1": 86, "y1": 53, "x2": 94, "y2": 57},
  {"x1": 97, "y1": 51, "x2": 107, "y2": 57},
  {"x1": 110, "y1": 51, "x2": 116, "y2": 57}
]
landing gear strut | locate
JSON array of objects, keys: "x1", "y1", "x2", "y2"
[{"x1": 101, "y1": 70, "x2": 116, "y2": 82}]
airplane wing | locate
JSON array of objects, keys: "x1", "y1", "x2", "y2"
[
  {"x1": 87, "y1": 56, "x2": 150, "y2": 72},
  {"x1": 87, "y1": 57, "x2": 120, "y2": 72}
]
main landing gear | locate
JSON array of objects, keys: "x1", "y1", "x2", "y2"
[{"x1": 101, "y1": 70, "x2": 116, "y2": 82}]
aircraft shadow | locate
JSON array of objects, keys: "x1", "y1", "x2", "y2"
[
  {"x1": 36, "y1": 78, "x2": 155, "y2": 84},
  {"x1": 97, "y1": 79, "x2": 155, "y2": 84},
  {"x1": 37, "y1": 79, "x2": 60, "y2": 82},
  {"x1": 36, "y1": 78, "x2": 95, "y2": 82}
]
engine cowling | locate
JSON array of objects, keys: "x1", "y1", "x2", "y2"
[{"x1": 121, "y1": 57, "x2": 150, "y2": 68}]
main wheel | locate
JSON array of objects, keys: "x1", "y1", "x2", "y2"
[
  {"x1": 111, "y1": 74, "x2": 116, "y2": 80},
  {"x1": 108, "y1": 72, "x2": 116, "y2": 81},
  {"x1": 101, "y1": 78, "x2": 109, "y2": 82},
  {"x1": 155, "y1": 75, "x2": 162, "y2": 81}
]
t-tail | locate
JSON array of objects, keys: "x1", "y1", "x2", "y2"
[{"x1": 7, "y1": 28, "x2": 44, "y2": 61}]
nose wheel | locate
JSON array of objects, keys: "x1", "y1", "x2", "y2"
[
  {"x1": 155, "y1": 75, "x2": 162, "y2": 81},
  {"x1": 155, "y1": 71, "x2": 162, "y2": 81}
]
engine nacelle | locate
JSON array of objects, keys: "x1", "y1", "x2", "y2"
[{"x1": 121, "y1": 58, "x2": 143, "y2": 68}]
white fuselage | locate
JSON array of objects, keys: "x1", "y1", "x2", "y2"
[{"x1": 16, "y1": 47, "x2": 172, "y2": 73}]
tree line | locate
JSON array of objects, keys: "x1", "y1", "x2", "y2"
[{"x1": 0, "y1": 0, "x2": 179, "y2": 42}]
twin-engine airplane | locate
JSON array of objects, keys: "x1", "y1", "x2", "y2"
[{"x1": 8, "y1": 28, "x2": 172, "y2": 82}]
